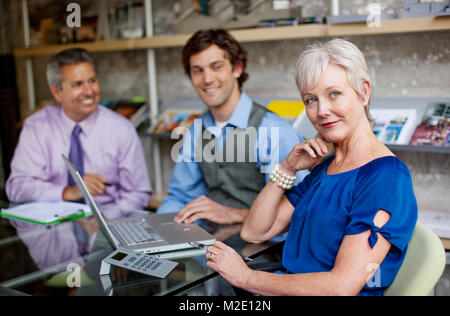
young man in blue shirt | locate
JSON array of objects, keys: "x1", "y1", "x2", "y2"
[{"x1": 157, "y1": 29, "x2": 307, "y2": 225}]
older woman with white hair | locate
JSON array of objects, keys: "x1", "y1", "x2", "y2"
[{"x1": 205, "y1": 39, "x2": 418, "y2": 296}]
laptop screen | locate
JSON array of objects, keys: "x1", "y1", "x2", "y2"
[{"x1": 62, "y1": 154, "x2": 120, "y2": 249}]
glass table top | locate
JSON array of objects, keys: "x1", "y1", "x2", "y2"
[{"x1": 0, "y1": 215, "x2": 281, "y2": 296}]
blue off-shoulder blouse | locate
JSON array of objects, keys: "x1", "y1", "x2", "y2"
[{"x1": 283, "y1": 156, "x2": 418, "y2": 296}]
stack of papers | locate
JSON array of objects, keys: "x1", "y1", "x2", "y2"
[{"x1": 0, "y1": 202, "x2": 91, "y2": 225}]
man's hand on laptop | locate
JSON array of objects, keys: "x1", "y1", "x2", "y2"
[
  {"x1": 174, "y1": 195, "x2": 248, "y2": 225},
  {"x1": 62, "y1": 174, "x2": 110, "y2": 201}
]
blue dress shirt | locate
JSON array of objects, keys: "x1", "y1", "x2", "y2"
[{"x1": 158, "y1": 92, "x2": 308, "y2": 213}]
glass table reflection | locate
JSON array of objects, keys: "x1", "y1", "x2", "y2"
[{"x1": 0, "y1": 214, "x2": 282, "y2": 296}]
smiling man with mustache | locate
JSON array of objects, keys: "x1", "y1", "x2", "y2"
[{"x1": 6, "y1": 48, "x2": 152, "y2": 268}]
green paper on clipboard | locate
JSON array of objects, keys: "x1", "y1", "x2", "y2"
[{"x1": 0, "y1": 202, "x2": 92, "y2": 225}]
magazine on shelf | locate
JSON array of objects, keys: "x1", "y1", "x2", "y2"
[
  {"x1": 409, "y1": 103, "x2": 450, "y2": 147},
  {"x1": 370, "y1": 109, "x2": 418, "y2": 145},
  {"x1": 104, "y1": 99, "x2": 149, "y2": 129},
  {"x1": 148, "y1": 109, "x2": 203, "y2": 137}
]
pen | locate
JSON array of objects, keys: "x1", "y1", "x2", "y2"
[
  {"x1": 104, "y1": 182, "x2": 112, "y2": 187},
  {"x1": 188, "y1": 241, "x2": 254, "y2": 262}
]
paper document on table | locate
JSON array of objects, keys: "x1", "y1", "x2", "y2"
[
  {"x1": 0, "y1": 202, "x2": 91, "y2": 225},
  {"x1": 419, "y1": 211, "x2": 450, "y2": 239}
]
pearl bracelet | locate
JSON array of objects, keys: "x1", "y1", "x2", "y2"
[{"x1": 269, "y1": 164, "x2": 297, "y2": 190}]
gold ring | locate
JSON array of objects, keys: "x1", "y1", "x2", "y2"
[{"x1": 207, "y1": 252, "x2": 214, "y2": 262}]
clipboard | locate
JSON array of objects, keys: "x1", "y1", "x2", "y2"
[{"x1": 0, "y1": 202, "x2": 91, "y2": 225}]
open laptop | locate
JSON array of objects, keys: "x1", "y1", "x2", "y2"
[{"x1": 62, "y1": 155, "x2": 215, "y2": 254}]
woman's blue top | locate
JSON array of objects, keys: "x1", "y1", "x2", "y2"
[{"x1": 283, "y1": 156, "x2": 418, "y2": 296}]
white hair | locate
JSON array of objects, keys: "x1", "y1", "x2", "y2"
[{"x1": 295, "y1": 39, "x2": 373, "y2": 121}]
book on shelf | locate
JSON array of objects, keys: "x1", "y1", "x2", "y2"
[
  {"x1": 370, "y1": 108, "x2": 418, "y2": 145},
  {"x1": 148, "y1": 109, "x2": 203, "y2": 138},
  {"x1": 103, "y1": 98, "x2": 148, "y2": 128},
  {"x1": 267, "y1": 100, "x2": 305, "y2": 118},
  {"x1": 267, "y1": 100, "x2": 306, "y2": 128},
  {"x1": 409, "y1": 102, "x2": 450, "y2": 147}
]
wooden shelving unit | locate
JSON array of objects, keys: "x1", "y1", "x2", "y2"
[
  {"x1": 14, "y1": 16, "x2": 450, "y2": 58},
  {"x1": 388, "y1": 144, "x2": 450, "y2": 154}
]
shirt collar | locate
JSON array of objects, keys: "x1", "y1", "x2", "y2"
[
  {"x1": 202, "y1": 91, "x2": 253, "y2": 130},
  {"x1": 58, "y1": 104, "x2": 100, "y2": 136}
]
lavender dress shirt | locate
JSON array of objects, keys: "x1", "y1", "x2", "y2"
[{"x1": 6, "y1": 104, "x2": 152, "y2": 269}]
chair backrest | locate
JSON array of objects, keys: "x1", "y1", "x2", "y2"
[{"x1": 384, "y1": 222, "x2": 446, "y2": 296}]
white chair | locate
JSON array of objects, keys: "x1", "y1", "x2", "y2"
[{"x1": 384, "y1": 223, "x2": 446, "y2": 296}]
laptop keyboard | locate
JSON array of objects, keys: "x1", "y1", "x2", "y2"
[{"x1": 112, "y1": 219, "x2": 164, "y2": 246}]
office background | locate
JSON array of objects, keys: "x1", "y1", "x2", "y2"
[
  {"x1": 3, "y1": 0, "x2": 449, "y2": 213},
  {"x1": 0, "y1": 0, "x2": 449, "y2": 294}
]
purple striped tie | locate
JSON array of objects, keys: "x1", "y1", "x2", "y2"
[
  {"x1": 68, "y1": 125, "x2": 89, "y2": 255},
  {"x1": 68, "y1": 125, "x2": 84, "y2": 186}
]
